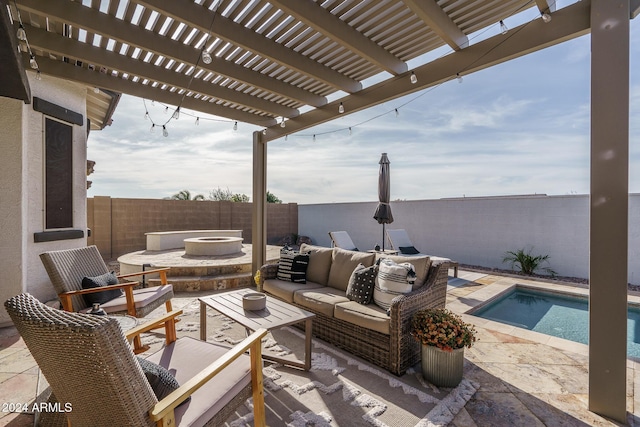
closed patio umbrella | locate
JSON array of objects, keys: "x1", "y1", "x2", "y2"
[{"x1": 373, "y1": 153, "x2": 394, "y2": 250}]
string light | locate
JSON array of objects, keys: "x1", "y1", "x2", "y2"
[
  {"x1": 93, "y1": 87, "x2": 100, "y2": 94},
  {"x1": 35, "y1": 70, "x2": 41, "y2": 80},
  {"x1": 162, "y1": 125, "x2": 168, "y2": 137},
  {"x1": 348, "y1": 127, "x2": 352, "y2": 136},
  {"x1": 410, "y1": 71, "x2": 417, "y2": 84},
  {"x1": 285, "y1": 135, "x2": 288, "y2": 141},
  {"x1": 313, "y1": 134, "x2": 316, "y2": 142},
  {"x1": 262, "y1": 129, "x2": 267, "y2": 135},
  {"x1": 541, "y1": 12, "x2": 552, "y2": 23},
  {"x1": 16, "y1": 25, "x2": 27, "y2": 41},
  {"x1": 29, "y1": 55, "x2": 38, "y2": 69},
  {"x1": 150, "y1": 124, "x2": 155, "y2": 133},
  {"x1": 456, "y1": 73, "x2": 463, "y2": 83},
  {"x1": 280, "y1": 118, "x2": 286, "y2": 128},
  {"x1": 201, "y1": 51, "x2": 212, "y2": 64},
  {"x1": 195, "y1": 117, "x2": 200, "y2": 125},
  {"x1": 499, "y1": 20, "x2": 508, "y2": 35},
  {"x1": 164, "y1": 106, "x2": 169, "y2": 114},
  {"x1": 395, "y1": 109, "x2": 399, "y2": 117},
  {"x1": 233, "y1": 121, "x2": 238, "y2": 131},
  {"x1": 144, "y1": 112, "x2": 149, "y2": 120},
  {"x1": 172, "y1": 107, "x2": 180, "y2": 120},
  {"x1": 338, "y1": 102, "x2": 345, "y2": 114}
]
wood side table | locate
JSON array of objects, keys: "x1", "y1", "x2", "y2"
[{"x1": 199, "y1": 288, "x2": 315, "y2": 370}]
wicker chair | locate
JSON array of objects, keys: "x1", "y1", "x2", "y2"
[
  {"x1": 4, "y1": 293, "x2": 267, "y2": 427},
  {"x1": 40, "y1": 245, "x2": 174, "y2": 318}
]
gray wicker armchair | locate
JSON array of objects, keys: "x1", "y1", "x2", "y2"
[
  {"x1": 5, "y1": 293, "x2": 267, "y2": 427},
  {"x1": 40, "y1": 245, "x2": 174, "y2": 318}
]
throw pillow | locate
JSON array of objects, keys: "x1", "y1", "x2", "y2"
[
  {"x1": 299, "y1": 244, "x2": 332, "y2": 285},
  {"x1": 136, "y1": 357, "x2": 190, "y2": 405},
  {"x1": 346, "y1": 264, "x2": 377, "y2": 305},
  {"x1": 373, "y1": 259, "x2": 416, "y2": 311},
  {"x1": 327, "y1": 248, "x2": 376, "y2": 291},
  {"x1": 81, "y1": 271, "x2": 123, "y2": 306},
  {"x1": 277, "y1": 249, "x2": 310, "y2": 283},
  {"x1": 399, "y1": 246, "x2": 420, "y2": 255}
]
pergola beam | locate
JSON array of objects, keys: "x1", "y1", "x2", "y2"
[
  {"x1": 535, "y1": 0, "x2": 557, "y2": 13},
  {"x1": 263, "y1": 0, "x2": 591, "y2": 142},
  {"x1": 268, "y1": 0, "x2": 407, "y2": 75},
  {"x1": 25, "y1": 25, "x2": 298, "y2": 119},
  {"x1": 137, "y1": 0, "x2": 363, "y2": 93},
  {"x1": 401, "y1": 0, "x2": 469, "y2": 50},
  {"x1": 16, "y1": 0, "x2": 327, "y2": 108},
  {"x1": 29, "y1": 55, "x2": 277, "y2": 127}
]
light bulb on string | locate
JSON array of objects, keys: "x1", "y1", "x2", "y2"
[
  {"x1": 285, "y1": 135, "x2": 288, "y2": 141},
  {"x1": 456, "y1": 73, "x2": 463, "y2": 83},
  {"x1": 262, "y1": 129, "x2": 267, "y2": 135},
  {"x1": 144, "y1": 112, "x2": 149, "y2": 120},
  {"x1": 16, "y1": 25, "x2": 27, "y2": 41},
  {"x1": 29, "y1": 55, "x2": 38, "y2": 69},
  {"x1": 35, "y1": 71, "x2": 42, "y2": 80},
  {"x1": 280, "y1": 118, "x2": 286, "y2": 128},
  {"x1": 150, "y1": 124, "x2": 155, "y2": 133},
  {"x1": 338, "y1": 102, "x2": 344, "y2": 114},
  {"x1": 202, "y1": 51, "x2": 212, "y2": 64},
  {"x1": 93, "y1": 87, "x2": 100, "y2": 94},
  {"x1": 164, "y1": 106, "x2": 169, "y2": 114},
  {"x1": 172, "y1": 107, "x2": 180, "y2": 120},
  {"x1": 541, "y1": 12, "x2": 552, "y2": 23},
  {"x1": 499, "y1": 20, "x2": 508, "y2": 35},
  {"x1": 313, "y1": 134, "x2": 316, "y2": 142},
  {"x1": 162, "y1": 125, "x2": 168, "y2": 137},
  {"x1": 395, "y1": 109, "x2": 399, "y2": 117},
  {"x1": 348, "y1": 127, "x2": 352, "y2": 136},
  {"x1": 410, "y1": 71, "x2": 417, "y2": 84},
  {"x1": 195, "y1": 117, "x2": 200, "y2": 125},
  {"x1": 233, "y1": 121, "x2": 238, "y2": 131}
]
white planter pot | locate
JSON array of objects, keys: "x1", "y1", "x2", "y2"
[{"x1": 421, "y1": 345, "x2": 464, "y2": 387}]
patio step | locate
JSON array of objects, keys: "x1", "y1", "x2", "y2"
[{"x1": 148, "y1": 272, "x2": 253, "y2": 292}]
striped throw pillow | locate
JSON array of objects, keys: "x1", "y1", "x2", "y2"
[
  {"x1": 277, "y1": 249, "x2": 309, "y2": 283},
  {"x1": 373, "y1": 258, "x2": 416, "y2": 311}
]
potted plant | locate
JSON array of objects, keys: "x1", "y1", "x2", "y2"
[{"x1": 410, "y1": 308, "x2": 477, "y2": 387}]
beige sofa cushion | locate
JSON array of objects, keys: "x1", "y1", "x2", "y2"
[
  {"x1": 334, "y1": 301, "x2": 390, "y2": 335},
  {"x1": 263, "y1": 279, "x2": 323, "y2": 303},
  {"x1": 293, "y1": 287, "x2": 350, "y2": 317},
  {"x1": 375, "y1": 254, "x2": 431, "y2": 289},
  {"x1": 327, "y1": 248, "x2": 376, "y2": 291},
  {"x1": 300, "y1": 243, "x2": 333, "y2": 286}
]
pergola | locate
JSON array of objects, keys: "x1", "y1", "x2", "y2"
[{"x1": 1, "y1": 0, "x2": 637, "y2": 422}]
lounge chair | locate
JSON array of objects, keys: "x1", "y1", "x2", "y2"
[
  {"x1": 4, "y1": 293, "x2": 267, "y2": 427},
  {"x1": 386, "y1": 229, "x2": 459, "y2": 277},
  {"x1": 328, "y1": 231, "x2": 359, "y2": 251},
  {"x1": 39, "y1": 245, "x2": 174, "y2": 318}
]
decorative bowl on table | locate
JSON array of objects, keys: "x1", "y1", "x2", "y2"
[{"x1": 243, "y1": 292, "x2": 267, "y2": 311}]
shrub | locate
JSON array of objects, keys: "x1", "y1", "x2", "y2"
[
  {"x1": 410, "y1": 308, "x2": 477, "y2": 352},
  {"x1": 502, "y1": 247, "x2": 557, "y2": 277}
]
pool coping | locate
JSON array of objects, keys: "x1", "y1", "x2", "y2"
[{"x1": 449, "y1": 279, "x2": 640, "y2": 370}]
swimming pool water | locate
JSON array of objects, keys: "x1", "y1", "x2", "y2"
[{"x1": 473, "y1": 288, "x2": 640, "y2": 358}]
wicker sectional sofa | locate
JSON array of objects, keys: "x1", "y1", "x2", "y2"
[{"x1": 259, "y1": 244, "x2": 448, "y2": 375}]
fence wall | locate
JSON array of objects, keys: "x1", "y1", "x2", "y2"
[
  {"x1": 88, "y1": 196, "x2": 298, "y2": 259},
  {"x1": 299, "y1": 194, "x2": 640, "y2": 284}
]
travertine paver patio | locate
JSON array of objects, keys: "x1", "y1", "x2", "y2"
[{"x1": 1, "y1": 268, "x2": 639, "y2": 426}]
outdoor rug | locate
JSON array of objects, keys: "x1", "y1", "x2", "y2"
[{"x1": 143, "y1": 298, "x2": 479, "y2": 427}]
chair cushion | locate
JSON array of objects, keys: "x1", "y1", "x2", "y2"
[
  {"x1": 136, "y1": 356, "x2": 189, "y2": 405},
  {"x1": 373, "y1": 259, "x2": 415, "y2": 311},
  {"x1": 293, "y1": 287, "x2": 349, "y2": 317},
  {"x1": 263, "y1": 279, "x2": 323, "y2": 303},
  {"x1": 145, "y1": 336, "x2": 252, "y2": 427},
  {"x1": 327, "y1": 248, "x2": 375, "y2": 291},
  {"x1": 97, "y1": 285, "x2": 173, "y2": 313},
  {"x1": 277, "y1": 249, "x2": 309, "y2": 283},
  {"x1": 399, "y1": 246, "x2": 420, "y2": 255},
  {"x1": 81, "y1": 272, "x2": 123, "y2": 306},
  {"x1": 334, "y1": 301, "x2": 390, "y2": 335},
  {"x1": 299, "y1": 244, "x2": 333, "y2": 286},
  {"x1": 375, "y1": 254, "x2": 431, "y2": 290},
  {"x1": 346, "y1": 264, "x2": 377, "y2": 305}
]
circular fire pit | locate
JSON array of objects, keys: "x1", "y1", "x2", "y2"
[{"x1": 183, "y1": 236, "x2": 243, "y2": 256}]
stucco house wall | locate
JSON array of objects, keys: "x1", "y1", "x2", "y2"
[{"x1": 0, "y1": 73, "x2": 89, "y2": 326}]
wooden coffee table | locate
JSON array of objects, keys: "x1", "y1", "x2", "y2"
[{"x1": 199, "y1": 288, "x2": 315, "y2": 370}]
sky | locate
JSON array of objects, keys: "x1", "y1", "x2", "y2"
[{"x1": 86, "y1": 6, "x2": 640, "y2": 205}]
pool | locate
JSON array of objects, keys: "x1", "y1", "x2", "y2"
[{"x1": 471, "y1": 287, "x2": 640, "y2": 358}]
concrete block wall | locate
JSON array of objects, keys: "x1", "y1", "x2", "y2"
[
  {"x1": 88, "y1": 197, "x2": 298, "y2": 258},
  {"x1": 299, "y1": 194, "x2": 640, "y2": 284}
]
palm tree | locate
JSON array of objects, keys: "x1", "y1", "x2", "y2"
[{"x1": 170, "y1": 190, "x2": 205, "y2": 201}]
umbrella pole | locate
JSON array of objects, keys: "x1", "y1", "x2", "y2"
[{"x1": 382, "y1": 223, "x2": 385, "y2": 251}]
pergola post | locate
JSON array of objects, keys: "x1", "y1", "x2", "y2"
[
  {"x1": 589, "y1": 0, "x2": 630, "y2": 422},
  {"x1": 252, "y1": 131, "x2": 267, "y2": 283}
]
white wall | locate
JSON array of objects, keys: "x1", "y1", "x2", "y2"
[
  {"x1": 299, "y1": 194, "x2": 640, "y2": 283},
  {"x1": 0, "y1": 72, "x2": 88, "y2": 326}
]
